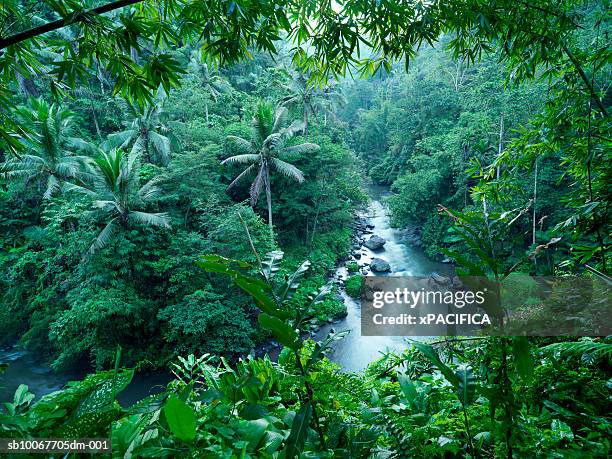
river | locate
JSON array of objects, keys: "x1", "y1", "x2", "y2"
[
  {"x1": 0, "y1": 185, "x2": 450, "y2": 403},
  {"x1": 313, "y1": 185, "x2": 452, "y2": 371}
]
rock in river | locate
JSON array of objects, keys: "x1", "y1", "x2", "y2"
[
  {"x1": 431, "y1": 272, "x2": 451, "y2": 285},
  {"x1": 370, "y1": 258, "x2": 391, "y2": 272},
  {"x1": 364, "y1": 234, "x2": 386, "y2": 250}
]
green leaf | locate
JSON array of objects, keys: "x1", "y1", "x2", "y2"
[
  {"x1": 261, "y1": 250, "x2": 284, "y2": 281},
  {"x1": 551, "y1": 419, "x2": 574, "y2": 443},
  {"x1": 512, "y1": 337, "x2": 534, "y2": 382},
  {"x1": 258, "y1": 313, "x2": 299, "y2": 350},
  {"x1": 235, "y1": 276, "x2": 283, "y2": 317},
  {"x1": 398, "y1": 374, "x2": 417, "y2": 400},
  {"x1": 455, "y1": 364, "x2": 476, "y2": 406},
  {"x1": 163, "y1": 396, "x2": 196, "y2": 443},
  {"x1": 285, "y1": 402, "x2": 312, "y2": 458},
  {"x1": 278, "y1": 260, "x2": 311, "y2": 302},
  {"x1": 412, "y1": 341, "x2": 460, "y2": 387},
  {"x1": 238, "y1": 418, "x2": 269, "y2": 451}
]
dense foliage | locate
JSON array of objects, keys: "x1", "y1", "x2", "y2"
[{"x1": 0, "y1": 0, "x2": 610, "y2": 457}]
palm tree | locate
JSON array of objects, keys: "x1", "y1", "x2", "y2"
[
  {"x1": 278, "y1": 72, "x2": 345, "y2": 134},
  {"x1": 223, "y1": 101, "x2": 319, "y2": 238},
  {"x1": 188, "y1": 56, "x2": 229, "y2": 126},
  {"x1": 105, "y1": 98, "x2": 177, "y2": 166},
  {"x1": 66, "y1": 148, "x2": 170, "y2": 258},
  {"x1": 2, "y1": 97, "x2": 93, "y2": 199}
]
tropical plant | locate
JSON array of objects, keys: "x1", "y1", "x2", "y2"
[
  {"x1": 188, "y1": 55, "x2": 229, "y2": 125},
  {"x1": 223, "y1": 101, "x2": 319, "y2": 238},
  {"x1": 2, "y1": 97, "x2": 93, "y2": 199},
  {"x1": 198, "y1": 249, "x2": 348, "y2": 454},
  {"x1": 279, "y1": 72, "x2": 345, "y2": 134},
  {"x1": 67, "y1": 147, "x2": 170, "y2": 258},
  {"x1": 105, "y1": 99, "x2": 177, "y2": 166}
]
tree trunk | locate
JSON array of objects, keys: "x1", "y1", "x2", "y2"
[
  {"x1": 310, "y1": 198, "x2": 321, "y2": 248},
  {"x1": 265, "y1": 168, "x2": 274, "y2": 240},
  {"x1": 497, "y1": 114, "x2": 504, "y2": 179},
  {"x1": 91, "y1": 101, "x2": 102, "y2": 139},
  {"x1": 205, "y1": 101, "x2": 210, "y2": 125},
  {"x1": 532, "y1": 159, "x2": 538, "y2": 246}
]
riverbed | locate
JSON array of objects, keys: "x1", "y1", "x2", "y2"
[
  {"x1": 0, "y1": 185, "x2": 450, "y2": 403},
  {"x1": 313, "y1": 185, "x2": 452, "y2": 371}
]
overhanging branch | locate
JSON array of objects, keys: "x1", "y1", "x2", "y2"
[{"x1": 0, "y1": 0, "x2": 145, "y2": 50}]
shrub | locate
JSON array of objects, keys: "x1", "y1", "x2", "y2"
[{"x1": 345, "y1": 275, "x2": 363, "y2": 298}]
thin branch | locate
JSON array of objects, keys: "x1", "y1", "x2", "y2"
[
  {"x1": 238, "y1": 211, "x2": 262, "y2": 272},
  {"x1": 0, "y1": 0, "x2": 144, "y2": 50},
  {"x1": 561, "y1": 42, "x2": 609, "y2": 117}
]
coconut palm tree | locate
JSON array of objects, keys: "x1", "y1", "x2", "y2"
[
  {"x1": 1, "y1": 97, "x2": 94, "y2": 199},
  {"x1": 223, "y1": 101, "x2": 319, "y2": 238},
  {"x1": 188, "y1": 56, "x2": 229, "y2": 126},
  {"x1": 105, "y1": 98, "x2": 177, "y2": 166},
  {"x1": 278, "y1": 72, "x2": 345, "y2": 135},
  {"x1": 66, "y1": 147, "x2": 170, "y2": 259}
]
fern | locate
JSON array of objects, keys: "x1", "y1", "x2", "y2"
[{"x1": 541, "y1": 338, "x2": 612, "y2": 360}]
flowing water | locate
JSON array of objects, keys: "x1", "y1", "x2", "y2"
[
  {"x1": 0, "y1": 185, "x2": 450, "y2": 403},
  {"x1": 314, "y1": 185, "x2": 452, "y2": 372}
]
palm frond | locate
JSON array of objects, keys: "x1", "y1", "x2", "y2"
[
  {"x1": 272, "y1": 106, "x2": 288, "y2": 133},
  {"x1": 221, "y1": 154, "x2": 260, "y2": 165},
  {"x1": 63, "y1": 182, "x2": 96, "y2": 197},
  {"x1": 43, "y1": 174, "x2": 61, "y2": 199},
  {"x1": 105, "y1": 130, "x2": 136, "y2": 149},
  {"x1": 252, "y1": 102, "x2": 274, "y2": 142},
  {"x1": 271, "y1": 158, "x2": 305, "y2": 182},
  {"x1": 138, "y1": 176, "x2": 165, "y2": 201},
  {"x1": 130, "y1": 136, "x2": 147, "y2": 157},
  {"x1": 227, "y1": 163, "x2": 258, "y2": 190},
  {"x1": 541, "y1": 339, "x2": 612, "y2": 360},
  {"x1": 250, "y1": 166, "x2": 265, "y2": 207},
  {"x1": 66, "y1": 137, "x2": 98, "y2": 155},
  {"x1": 84, "y1": 219, "x2": 118, "y2": 260},
  {"x1": 283, "y1": 119, "x2": 306, "y2": 138},
  {"x1": 283, "y1": 143, "x2": 320, "y2": 155},
  {"x1": 263, "y1": 133, "x2": 284, "y2": 151},
  {"x1": 226, "y1": 135, "x2": 254, "y2": 155},
  {"x1": 149, "y1": 131, "x2": 172, "y2": 165},
  {"x1": 128, "y1": 211, "x2": 171, "y2": 228}
]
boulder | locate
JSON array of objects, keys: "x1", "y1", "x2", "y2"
[
  {"x1": 364, "y1": 235, "x2": 386, "y2": 250},
  {"x1": 431, "y1": 272, "x2": 451, "y2": 285},
  {"x1": 370, "y1": 258, "x2": 391, "y2": 273}
]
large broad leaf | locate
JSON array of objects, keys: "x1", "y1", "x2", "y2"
[
  {"x1": 235, "y1": 276, "x2": 288, "y2": 319},
  {"x1": 455, "y1": 364, "x2": 476, "y2": 406},
  {"x1": 511, "y1": 337, "x2": 534, "y2": 382},
  {"x1": 306, "y1": 330, "x2": 349, "y2": 371},
  {"x1": 75, "y1": 369, "x2": 134, "y2": 416},
  {"x1": 284, "y1": 402, "x2": 312, "y2": 458},
  {"x1": 278, "y1": 260, "x2": 311, "y2": 302},
  {"x1": 412, "y1": 342, "x2": 460, "y2": 388},
  {"x1": 163, "y1": 396, "x2": 196, "y2": 443},
  {"x1": 258, "y1": 313, "x2": 299, "y2": 350},
  {"x1": 238, "y1": 418, "x2": 269, "y2": 451},
  {"x1": 398, "y1": 374, "x2": 417, "y2": 400},
  {"x1": 261, "y1": 250, "x2": 284, "y2": 281}
]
